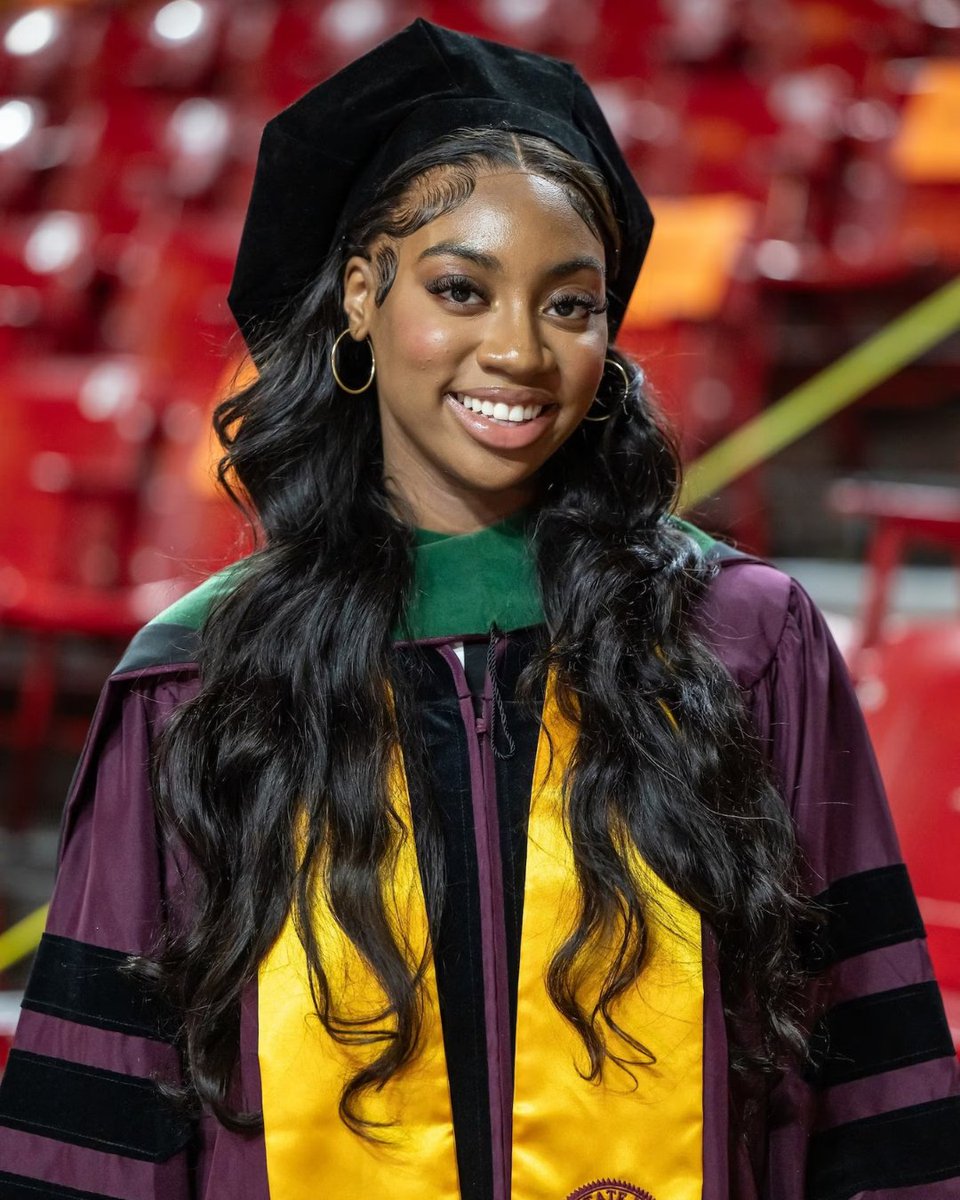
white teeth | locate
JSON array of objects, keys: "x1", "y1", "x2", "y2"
[{"x1": 455, "y1": 394, "x2": 546, "y2": 422}]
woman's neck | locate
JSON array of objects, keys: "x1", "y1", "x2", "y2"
[{"x1": 385, "y1": 459, "x2": 534, "y2": 535}]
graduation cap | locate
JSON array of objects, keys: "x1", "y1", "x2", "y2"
[{"x1": 228, "y1": 18, "x2": 653, "y2": 345}]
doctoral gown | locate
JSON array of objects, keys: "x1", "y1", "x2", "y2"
[{"x1": 1, "y1": 516, "x2": 959, "y2": 1200}]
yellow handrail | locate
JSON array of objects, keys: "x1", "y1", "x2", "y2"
[
  {"x1": 681, "y1": 274, "x2": 960, "y2": 508},
  {"x1": 0, "y1": 904, "x2": 49, "y2": 974}
]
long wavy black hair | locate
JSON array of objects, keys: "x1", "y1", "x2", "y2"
[{"x1": 151, "y1": 128, "x2": 815, "y2": 1136}]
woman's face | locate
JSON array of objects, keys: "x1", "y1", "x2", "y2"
[{"x1": 342, "y1": 170, "x2": 609, "y2": 532}]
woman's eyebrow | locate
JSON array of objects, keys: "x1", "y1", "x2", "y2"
[
  {"x1": 418, "y1": 241, "x2": 500, "y2": 270},
  {"x1": 546, "y1": 255, "x2": 604, "y2": 278},
  {"x1": 418, "y1": 242, "x2": 604, "y2": 278}
]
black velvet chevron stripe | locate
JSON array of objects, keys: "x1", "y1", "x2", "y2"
[
  {"x1": 0, "y1": 1172, "x2": 122, "y2": 1200},
  {"x1": 21, "y1": 935, "x2": 177, "y2": 1042},
  {"x1": 807, "y1": 981, "x2": 954, "y2": 1087},
  {"x1": 113, "y1": 621, "x2": 201, "y2": 674},
  {"x1": 0, "y1": 1051, "x2": 192, "y2": 1163},
  {"x1": 805, "y1": 864, "x2": 925, "y2": 969},
  {"x1": 807, "y1": 1096, "x2": 960, "y2": 1200}
]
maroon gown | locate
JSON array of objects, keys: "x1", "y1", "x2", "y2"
[{"x1": 1, "y1": 551, "x2": 958, "y2": 1199}]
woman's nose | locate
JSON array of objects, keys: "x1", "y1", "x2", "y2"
[{"x1": 476, "y1": 301, "x2": 550, "y2": 377}]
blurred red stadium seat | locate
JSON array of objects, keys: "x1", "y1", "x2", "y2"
[
  {"x1": 786, "y1": 0, "x2": 929, "y2": 85},
  {"x1": 106, "y1": 211, "x2": 243, "y2": 391},
  {"x1": 583, "y1": 0, "x2": 670, "y2": 78},
  {"x1": 0, "y1": 95, "x2": 54, "y2": 211},
  {"x1": 90, "y1": 0, "x2": 231, "y2": 97},
  {"x1": 252, "y1": 0, "x2": 414, "y2": 108},
  {"x1": 588, "y1": 73, "x2": 687, "y2": 190},
  {"x1": 861, "y1": 620, "x2": 960, "y2": 1047},
  {"x1": 890, "y1": 58, "x2": 960, "y2": 267},
  {"x1": 0, "y1": 349, "x2": 246, "y2": 824},
  {"x1": 0, "y1": 354, "x2": 162, "y2": 604},
  {"x1": 47, "y1": 92, "x2": 242, "y2": 248},
  {"x1": 0, "y1": 209, "x2": 99, "y2": 354},
  {"x1": 0, "y1": 6, "x2": 102, "y2": 116},
  {"x1": 0, "y1": 353, "x2": 161, "y2": 822},
  {"x1": 830, "y1": 479, "x2": 960, "y2": 1042}
]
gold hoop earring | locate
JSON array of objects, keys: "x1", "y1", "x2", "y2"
[
  {"x1": 583, "y1": 355, "x2": 631, "y2": 422},
  {"x1": 331, "y1": 328, "x2": 376, "y2": 394}
]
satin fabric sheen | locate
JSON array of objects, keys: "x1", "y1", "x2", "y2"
[
  {"x1": 258, "y1": 675, "x2": 704, "y2": 1199},
  {"x1": 257, "y1": 748, "x2": 460, "y2": 1199},
  {"x1": 513, "y1": 682, "x2": 704, "y2": 1200}
]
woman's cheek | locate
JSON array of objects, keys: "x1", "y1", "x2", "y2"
[
  {"x1": 413, "y1": 328, "x2": 459, "y2": 374},
  {"x1": 385, "y1": 301, "x2": 464, "y2": 374}
]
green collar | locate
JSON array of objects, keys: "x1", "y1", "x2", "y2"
[
  {"x1": 143, "y1": 515, "x2": 718, "y2": 646},
  {"x1": 396, "y1": 512, "x2": 719, "y2": 641},
  {"x1": 398, "y1": 511, "x2": 543, "y2": 641}
]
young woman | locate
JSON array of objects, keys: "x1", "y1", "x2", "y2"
[{"x1": 1, "y1": 20, "x2": 958, "y2": 1200}]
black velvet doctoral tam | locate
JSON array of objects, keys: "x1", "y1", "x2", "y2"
[{"x1": 227, "y1": 18, "x2": 653, "y2": 347}]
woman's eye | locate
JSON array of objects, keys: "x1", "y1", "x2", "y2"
[
  {"x1": 549, "y1": 293, "x2": 602, "y2": 319},
  {"x1": 427, "y1": 275, "x2": 485, "y2": 306}
]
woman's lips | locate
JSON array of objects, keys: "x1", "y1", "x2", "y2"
[{"x1": 444, "y1": 392, "x2": 558, "y2": 450}]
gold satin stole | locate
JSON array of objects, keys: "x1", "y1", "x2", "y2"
[{"x1": 258, "y1": 676, "x2": 704, "y2": 1200}]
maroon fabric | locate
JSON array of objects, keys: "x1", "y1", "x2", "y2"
[
  {"x1": 0, "y1": 670, "x2": 270, "y2": 1200},
  {"x1": 2, "y1": 558, "x2": 958, "y2": 1199},
  {"x1": 700, "y1": 560, "x2": 960, "y2": 1198}
]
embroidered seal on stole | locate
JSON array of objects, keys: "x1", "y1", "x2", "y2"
[{"x1": 566, "y1": 1181, "x2": 655, "y2": 1200}]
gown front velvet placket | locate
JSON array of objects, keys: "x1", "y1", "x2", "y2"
[{"x1": 437, "y1": 641, "x2": 515, "y2": 1200}]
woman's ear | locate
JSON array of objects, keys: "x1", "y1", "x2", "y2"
[{"x1": 342, "y1": 255, "x2": 378, "y2": 337}]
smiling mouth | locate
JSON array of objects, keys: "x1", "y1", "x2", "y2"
[{"x1": 447, "y1": 392, "x2": 553, "y2": 425}]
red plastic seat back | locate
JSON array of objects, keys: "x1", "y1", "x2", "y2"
[
  {"x1": 110, "y1": 213, "x2": 243, "y2": 393},
  {"x1": 0, "y1": 210, "x2": 98, "y2": 352},
  {"x1": 90, "y1": 0, "x2": 229, "y2": 97},
  {"x1": 0, "y1": 7, "x2": 97, "y2": 109},
  {"x1": 0, "y1": 356, "x2": 158, "y2": 598},
  {"x1": 49, "y1": 94, "x2": 238, "y2": 242},
  {"x1": 857, "y1": 622, "x2": 960, "y2": 993}
]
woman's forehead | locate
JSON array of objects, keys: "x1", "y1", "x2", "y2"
[{"x1": 397, "y1": 170, "x2": 607, "y2": 269}]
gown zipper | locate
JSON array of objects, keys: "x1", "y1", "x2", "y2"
[{"x1": 438, "y1": 640, "x2": 513, "y2": 1200}]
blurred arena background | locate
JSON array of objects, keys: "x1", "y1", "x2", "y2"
[{"x1": 0, "y1": 0, "x2": 958, "y2": 1061}]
